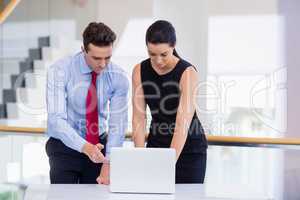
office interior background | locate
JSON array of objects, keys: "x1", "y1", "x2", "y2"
[{"x1": 0, "y1": 0, "x2": 299, "y2": 199}]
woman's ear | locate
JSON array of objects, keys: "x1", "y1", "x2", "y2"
[{"x1": 171, "y1": 47, "x2": 175, "y2": 54}]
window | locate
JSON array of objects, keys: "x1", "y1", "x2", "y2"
[{"x1": 206, "y1": 15, "x2": 286, "y2": 137}]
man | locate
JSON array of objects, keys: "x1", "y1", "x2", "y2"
[{"x1": 46, "y1": 22, "x2": 128, "y2": 184}]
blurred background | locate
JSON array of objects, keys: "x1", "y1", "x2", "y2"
[{"x1": 0, "y1": 0, "x2": 299, "y2": 199}]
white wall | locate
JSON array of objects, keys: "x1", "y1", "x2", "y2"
[
  {"x1": 208, "y1": 0, "x2": 278, "y2": 15},
  {"x1": 97, "y1": 0, "x2": 153, "y2": 46},
  {"x1": 6, "y1": 0, "x2": 98, "y2": 39},
  {"x1": 153, "y1": 0, "x2": 209, "y2": 125}
]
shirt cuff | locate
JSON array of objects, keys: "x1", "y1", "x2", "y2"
[{"x1": 76, "y1": 137, "x2": 87, "y2": 153}]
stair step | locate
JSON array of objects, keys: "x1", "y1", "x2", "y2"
[
  {"x1": 11, "y1": 74, "x2": 26, "y2": 88},
  {"x1": 19, "y1": 60, "x2": 34, "y2": 73},
  {"x1": 28, "y1": 48, "x2": 42, "y2": 61},
  {"x1": 1, "y1": 35, "x2": 82, "y2": 124},
  {"x1": 23, "y1": 73, "x2": 37, "y2": 89},
  {"x1": 15, "y1": 88, "x2": 28, "y2": 104},
  {"x1": 0, "y1": 59, "x2": 22, "y2": 74},
  {"x1": 6, "y1": 66, "x2": 47, "y2": 91},
  {"x1": 38, "y1": 37, "x2": 50, "y2": 48},
  {"x1": 33, "y1": 60, "x2": 53, "y2": 71},
  {"x1": 16, "y1": 88, "x2": 46, "y2": 106},
  {"x1": 2, "y1": 89, "x2": 16, "y2": 104},
  {"x1": 5, "y1": 87, "x2": 46, "y2": 120},
  {"x1": 1, "y1": 74, "x2": 13, "y2": 89},
  {"x1": 6, "y1": 102, "x2": 18, "y2": 118},
  {"x1": 0, "y1": 104, "x2": 7, "y2": 119},
  {"x1": 6, "y1": 102, "x2": 46, "y2": 122},
  {"x1": 1, "y1": 20, "x2": 77, "y2": 58},
  {"x1": 42, "y1": 47, "x2": 69, "y2": 61},
  {"x1": 0, "y1": 89, "x2": 2, "y2": 104},
  {"x1": 41, "y1": 44, "x2": 80, "y2": 61},
  {"x1": 22, "y1": 70, "x2": 46, "y2": 89}
]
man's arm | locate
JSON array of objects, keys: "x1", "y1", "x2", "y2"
[
  {"x1": 47, "y1": 64, "x2": 86, "y2": 152},
  {"x1": 105, "y1": 70, "x2": 129, "y2": 158},
  {"x1": 47, "y1": 63, "x2": 104, "y2": 163}
]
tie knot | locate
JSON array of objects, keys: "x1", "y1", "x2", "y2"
[{"x1": 91, "y1": 71, "x2": 98, "y2": 82}]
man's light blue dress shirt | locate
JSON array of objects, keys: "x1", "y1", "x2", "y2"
[{"x1": 46, "y1": 51, "x2": 129, "y2": 158}]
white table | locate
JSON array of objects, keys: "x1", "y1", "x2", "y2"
[{"x1": 24, "y1": 184, "x2": 272, "y2": 200}]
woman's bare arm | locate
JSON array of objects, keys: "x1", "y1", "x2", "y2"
[
  {"x1": 170, "y1": 67, "x2": 199, "y2": 161},
  {"x1": 132, "y1": 64, "x2": 147, "y2": 147}
]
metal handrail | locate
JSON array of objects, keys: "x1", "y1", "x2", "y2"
[
  {"x1": 1, "y1": 125, "x2": 300, "y2": 145},
  {"x1": 0, "y1": 0, "x2": 21, "y2": 24}
]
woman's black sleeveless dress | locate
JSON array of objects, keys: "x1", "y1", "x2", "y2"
[{"x1": 140, "y1": 58, "x2": 208, "y2": 183}]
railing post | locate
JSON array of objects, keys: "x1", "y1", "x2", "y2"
[{"x1": 0, "y1": 0, "x2": 21, "y2": 24}]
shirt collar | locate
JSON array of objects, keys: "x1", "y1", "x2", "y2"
[
  {"x1": 78, "y1": 51, "x2": 112, "y2": 74},
  {"x1": 79, "y1": 51, "x2": 93, "y2": 74}
]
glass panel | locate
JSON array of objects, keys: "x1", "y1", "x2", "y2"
[
  {"x1": 206, "y1": 15, "x2": 286, "y2": 137},
  {"x1": 0, "y1": 132, "x2": 299, "y2": 199}
]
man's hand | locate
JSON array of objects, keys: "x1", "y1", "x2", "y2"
[
  {"x1": 96, "y1": 163, "x2": 110, "y2": 185},
  {"x1": 82, "y1": 142, "x2": 105, "y2": 163}
]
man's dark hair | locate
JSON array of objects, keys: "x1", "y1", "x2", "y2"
[{"x1": 83, "y1": 22, "x2": 116, "y2": 51}]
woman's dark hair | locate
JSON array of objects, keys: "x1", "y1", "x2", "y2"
[
  {"x1": 145, "y1": 20, "x2": 180, "y2": 58},
  {"x1": 83, "y1": 22, "x2": 116, "y2": 52}
]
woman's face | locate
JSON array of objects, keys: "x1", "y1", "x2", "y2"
[{"x1": 147, "y1": 42, "x2": 175, "y2": 69}]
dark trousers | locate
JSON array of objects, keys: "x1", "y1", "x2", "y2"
[
  {"x1": 45, "y1": 134, "x2": 107, "y2": 184},
  {"x1": 175, "y1": 152, "x2": 207, "y2": 183}
]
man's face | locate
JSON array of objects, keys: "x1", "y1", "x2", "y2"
[{"x1": 83, "y1": 43, "x2": 113, "y2": 74}]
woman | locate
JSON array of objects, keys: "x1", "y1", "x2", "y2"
[{"x1": 132, "y1": 20, "x2": 208, "y2": 183}]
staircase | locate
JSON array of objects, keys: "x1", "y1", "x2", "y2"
[{"x1": 0, "y1": 36, "x2": 81, "y2": 127}]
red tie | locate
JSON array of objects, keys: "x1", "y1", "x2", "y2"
[{"x1": 86, "y1": 71, "x2": 100, "y2": 145}]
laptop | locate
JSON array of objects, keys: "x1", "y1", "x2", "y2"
[{"x1": 110, "y1": 147, "x2": 176, "y2": 194}]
